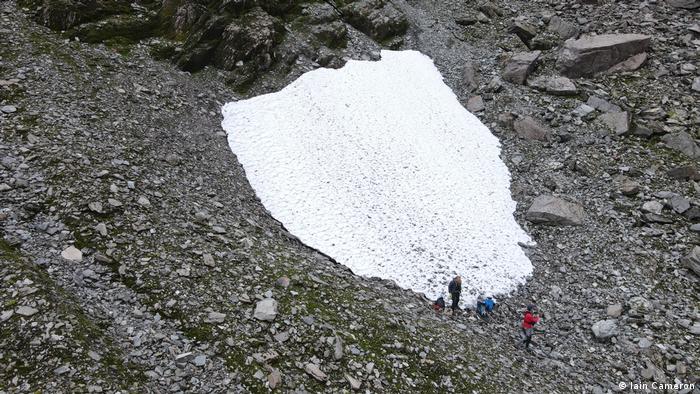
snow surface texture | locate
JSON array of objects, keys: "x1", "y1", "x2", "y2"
[{"x1": 221, "y1": 50, "x2": 533, "y2": 304}]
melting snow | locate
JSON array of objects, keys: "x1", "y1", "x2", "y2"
[{"x1": 221, "y1": 50, "x2": 533, "y2": 304}]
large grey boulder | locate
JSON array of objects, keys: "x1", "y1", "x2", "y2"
[
  {"x1": 526, "y1": 195, "x2": 585, "y2": 226},
  {"x1": 557, "y1": 34, "x2": 651, "y2": 78},
  {"x1": 598, "y1": 112, "x2": 630, "y2": 136},
  {"x1": 502, "y1": 51, "x2": 541, "y2": 85},
  {"x1": 681, "y1": 246, "x2": 700, "y2": 276},
  {"x1": 592, "y1": 319, "x2": 619, "y2": 340},
  {"x1": 661, "y1": 132, "x2": 700, "y2": 159}
]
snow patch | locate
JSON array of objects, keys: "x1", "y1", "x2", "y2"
[{"x1": 221, "y1": 50, "x2": 532, "y2": 304}]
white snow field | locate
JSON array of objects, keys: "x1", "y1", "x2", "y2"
[{"x1": 221, "y1": 50, "x2": 533, "y2": 304}]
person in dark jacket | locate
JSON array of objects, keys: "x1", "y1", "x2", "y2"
[
  {"x1": 447, "y1": 276, "x2": 462, "y2": 314},
  {"x1": 520, "y1": 304, "x2": 541, "y2": 349}
]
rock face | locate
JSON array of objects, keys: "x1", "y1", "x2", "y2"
[
  {"x1": 592, "y1": 320, "x2": 619, "y2": 340},
  {"x1": 557, "y1": 34, "x2": 651, "y2": 77},
  {"x1": 342, "y1": 0, "x2": 408, "y2": 40},
  {"x1": 526, "y1": 195, "x2": 585, "y2": 226},
  {"x1": 19, "y1": 0, "x2": 408, "y2": 89},
  {"x1": 502, "y1": 51, "x2": 541, "y2": 85}
]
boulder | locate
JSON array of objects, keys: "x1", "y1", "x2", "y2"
[
  {"x1": 61, "y1": 246, "x2": 83, "y2": 262},
  {"x1": 462, "y1": 62, "x2": 478, "y2": 92},
  {"x1": 592, "y1": 319, "x2": 619, "y2": 340},
  {"x1": 304, "y1": 363, "x2": 327, "y2": 381},
  {"x1": 661, "y1": 132, "x2": 700, "y2": 159},
  {"x1": 467, "y1": 96, "x2": 485, "y2": 112},
  {"x1": 667, "y1": 0, "x2": 700, "y2": 9},
  {"x1": 502, "y1": 51, "x2": 541, "y2": 85},
  {"x1": 681, "y1": 246, "x2": 700, "y2": 276},
  {"x1": 341, "y1": 0, "x2": 408, "y2": 41},
  {"x1": 528, "y1": 76, "x2": 577, "y2": 96},
  {"x1": 547, "y1": 16, "x2": 578, "y2": 40},
  {"x1": 526, "y1": 195, "x2": 585, "y2": 226},
  {"x1": 667, "y1": 165, "x2": 700, "y2": 181},
  {"x1": 607, "y1": 304, "x2": 623, "y2": 318},
  {"x1": 253, "y1": 298, "x2": 278, "y2": 321},
  {"x1": 513, "y1": 116, "x2": 550, "y2": 141},
  {"x1": 557, "y1": 34, "x2": 651, "y2": 78},
  {"x1": 598, "y1": 111, "x2": 630, "y2": 135}
]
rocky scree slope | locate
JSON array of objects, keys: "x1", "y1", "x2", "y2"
[{"x1": 2, "y1": 0, "x2": 700, "y2": 393}]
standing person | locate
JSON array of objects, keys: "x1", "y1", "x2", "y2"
[
  {"x1": 520, "y1": 304, "x2": 541, "y2": 350},
  {"x1": 448, "y1": 276, "x2": 462, "y2": 315}
]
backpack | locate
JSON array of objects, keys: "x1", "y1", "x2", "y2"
[
  {"x1": 484, "y1": 298, "x2": 495, "y2": 312},
  {"x1": 433, "y1": 297, "x2": 445, "y2": 311}
]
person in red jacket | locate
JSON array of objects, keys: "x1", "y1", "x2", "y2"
[{"x1": 520, "y1": 304, "x2": 541, "y2": 349}]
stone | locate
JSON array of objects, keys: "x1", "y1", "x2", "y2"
[
  {"x1": 334, "y1": 336, "x2": 344, "y2": 360},
  {"x1": 1, "y1": 105, "x2": 17, "y2": 113},
  {"x1": 202, "y1": 253, "x2": 215, "y2": 267},
  {"x1": 558, "y1": 34, "x2": 651, "y2": 77},
  {"x1": 619, "y1": 179, "x2": 640, "y2": 196},
  {"x1": 509, "y1": 20, "x2": 537, "y2": 46},
  {"x1": 137, "y1": 196, "x2": 151, "y2": 207},
  {"x1": 598, "y1": 112, "x2": 630, "y2": 135},
  {"x1": 586, "y1": 96, "x2": 622, "y2": 113},
  {"x1": 690, "y1": 323, "x2": 700, "y2": 335},
  {"x1": 193, "y1": 355, "x2": 207, "y2": 367},
  {"x1": 572, "y1": 104, "x2": 595, "y2": 118},
  {"x1": 668, "y1": 165, "x2": 700, "y2": 181},
  {"x1": 592, "y1": 319, "x2": 618, "y2": 340},
  {"x1": 467, "y1": 96, "x2": 485, "y2": 112},
  {"x1": 690, "y1": 224, "x2": 700, "y2": 233},
  {"x1": 304, "y1": 363, "x2": 327, "y2": 381},
  {"x1": 628, "y1": 296, "x2": 653, "y2": 317},
  {"x1": 502, "y1": 51, "x2": 541, "y2": 85},
  {"x1": 526, "y1": 195, "x2": 585, "y2": 225},
  {"x1": 669, "y1": 196, "x2": 690, "y2": 214},
  {"x1": 16, "y1": 305, "x2": 39, "y2": 316},
  {"x1": 607, "y1": 304, "x2": 623, "y2": 318},
  {"x1": 345, "y1": 374, "x2": 362, "y2": 390},
  {"x1": 548, "y1": 16, "x2": 578, "y2": 40},
  {"x1": 641, "y1": 201, "x2": 663, "y2": 215},
  {"x1": 606, "y1": 52, "x2": 647, "y2": 73},
  {"x1": 253, "y1": 298, "x2": 278, "y2": 321},
  {"x1": 680, "y1": 246, "x2": 700, "y2": 276},
  {"x1": 275, "y1": 276, "x2": 290, "y2": 288},
  {"x1": 95, "y1": 222, "x2": 108, "y2": 236},
  {"x1": 638, "y1": 338, "x2": 653, "y2": 349},
  {"x1": 268, "y1": 368, "x2": 282, "y2": 389},
  {"x1": 693, "y1": 77, "x2": 700, "y2": 92},
  {"x1": 88, "y1": 201, "x2": 103, "y2": 213},
  {"x1": 513, "y1": 116, "x2": 550, "y2": 141},
  {"x1": 667, "y1": 0, "x2": 700, "y2": 9},
  {"x1": 462, "y1": 62, "x2": 478, "y2": 92},
  {"x1": 528, "y1": 76, "x2": 577, "y2": 96},
  {"x1": 661, "y1": 132, "x2": 700, "y2": 159},
  {"x1": 207, "y1": 311, "x2": 226, "y2": 323},
  {"x1": 61, "y1": 246, "x2": 83, "y2": 262}
]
